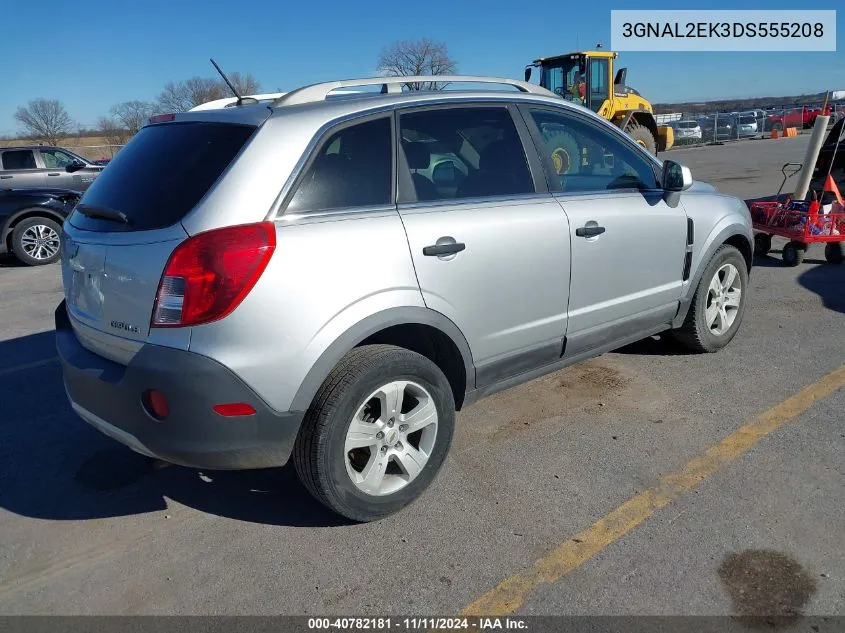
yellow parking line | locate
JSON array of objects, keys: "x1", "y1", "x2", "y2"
[
  {"x1": 462, "y1": 363, "x2": 845, "y2": 617},
  {"x1": 0, "y1": 356, "x2": 58, "y2": 378}
]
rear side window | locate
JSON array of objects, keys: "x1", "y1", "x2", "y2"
[
  {"x1": 286, "y1": 117, "x2": 392, "y2": 213},
  {"x1": 398, "y1": 106, "x2": 534, "y2": 202},
  {"x1": 69, "y1": 122, "x2": 255, "y2": 232},
  {"x1": 2, "y1": 150, "x2": 36, "y2": 170}
]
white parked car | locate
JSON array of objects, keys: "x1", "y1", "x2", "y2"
[
  {"x1": 672, "y1": 120, "x2": 702, "y2": 141},
  {"x1": 734, "y1": 115, "x2": 759, "y2": 138}
]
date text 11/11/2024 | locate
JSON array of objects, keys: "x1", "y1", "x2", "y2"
[{"x1": 307, "y1": 617, "x2": 528, "y2": 630}]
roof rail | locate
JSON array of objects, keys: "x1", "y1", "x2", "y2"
[{"x1": 274, "y1": 75, "x2": 556, "y2": 107}]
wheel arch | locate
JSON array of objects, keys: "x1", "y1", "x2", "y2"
[
  {"x1": 672, "y1": 225, "x2": 753, "y2": 329},
  {"x1": 628, "y1": 112, "x2": 658, "y2": 139},
  {"x1": 289, "y1": 307, "x2": 475, "y2": 413}
]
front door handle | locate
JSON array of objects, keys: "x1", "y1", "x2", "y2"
[
  {"x1": 47, "y1": 172, "x2": 60, "y2": 176},
  {"x1": 423, "y1": 242, "x2": 466, "y2": 256},
  {"x1": 0, "y1": 175, "x2": 12, "y2": 180},
  {"x1": 575, "y1": 225, "x2": 606, "y2": 238}
]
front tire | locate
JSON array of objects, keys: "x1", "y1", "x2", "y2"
[
  {"x1": 294, "y1": 344, "x2": 456, "y2": 522},
  {"x1": 754, "y1": 233, "x2": 772, "y2": 257},
  {"x1": 627, "y1": 123, "x2": 657, "y2": 155},
  {"x1": 544, "y1": 131, "x2": 580, "y2": 176},
  {"x1": 11, "y1": 217, "x2": 62, "y2": 266},
  {"x1": 671, "y1": 245, "x2": 749, "y2": 353}
]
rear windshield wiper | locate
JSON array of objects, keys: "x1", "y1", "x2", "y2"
[{"x1": 75, "y1": 203, "x2": 132, "y2": 225}]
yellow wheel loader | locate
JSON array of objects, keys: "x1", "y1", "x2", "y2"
[{"x1": 525, "y1": 50, "x2": 673, "y2": 156}]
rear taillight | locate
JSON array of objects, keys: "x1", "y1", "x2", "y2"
[{"x1": 152, "y1": 222, "x2": 276, "y2": 328}]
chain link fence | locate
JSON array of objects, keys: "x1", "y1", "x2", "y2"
[{"x1": 658, "y1": 103, "x2": 845, "y2": 150}]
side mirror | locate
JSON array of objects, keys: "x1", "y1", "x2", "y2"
[
  {"x1": 662, "y1": 160, "x2": 693, "y2": 192},
  {"x1": 524, "y1": 66, "x2": 533, "y2": 82},
  {"x1": 66, "y1": 160, "x2": 86, "y2": 173}
]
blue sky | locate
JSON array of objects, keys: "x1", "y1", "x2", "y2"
[{"x1": 2, "y1": 0, "x2": 843, "y2": 136}]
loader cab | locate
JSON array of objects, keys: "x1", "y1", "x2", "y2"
[{"x1": 526, "y1": 51, "x2": 615, "y2": 116}]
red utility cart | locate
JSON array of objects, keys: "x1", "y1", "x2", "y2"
[{"x1": 750, "y1": 163, "x2": 845, "y2": 266}]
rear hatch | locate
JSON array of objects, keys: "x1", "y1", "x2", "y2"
[{"x1": 61, "y1": 115, "x2": 263, "y2": 363}]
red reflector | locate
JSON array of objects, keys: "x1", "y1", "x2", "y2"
[
  {"x1": 151, "y1": 222, "x2": 276, "y2": 328},
  {"x1": 213, "y1": 403, "x2": 257, "y2": 417},
  {"x1": 148, "y1": 113, "x2": 176, "y2": 124},
  {"x1": 144, "y1": 390, "x2": 170, "y2": 419}
]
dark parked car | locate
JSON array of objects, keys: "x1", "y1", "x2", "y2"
[
  {"x1": 0, "y1": 146, "x2": 104, "y2": 191},
  {"x1": 698, "y1": 116, "x2": 733, "y2": 142},
  {"x1": 0, "y1": 188, "x2": 81, "y2": 265}
]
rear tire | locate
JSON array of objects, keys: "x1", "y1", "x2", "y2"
[
  {"x1": 11, "y1": 217, "x2": 62, "y2": 266},
  {"x1": 782, "y1": 241, "x2": 805, "y2": 267},
  {"x1": 754, "y1": 233, "x2": 772, "y2": 257},
  {"x1": 293, "y1": 344, "x2": 456, "y2": 522},
  {"x1": 627, "y1": 123, "x2": 657, "y2": 155},
  {"x1": 824, "y1": 242, "x2": 844, "y2": 264},
  {"x1": 671, "y1": 245, "x2": 749, "y2": 353}
]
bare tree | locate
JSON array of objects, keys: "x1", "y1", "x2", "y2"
[
  {"x1": 225, "y1": 72, "x2": 262, "y2": 96},
  {"x1": 157, "y1": 77, "x2": 225, "y2": 113},
  {"x1": 377, "y1": 38, "x2": 457, "y2": 90},
  {"x1": 97, "y1": 116, "x2": 130, "y2": 148},
  {"x1": 157, "y1": 71, "x2": 263, "y2": 113},
  {"x1": 110, "y1": 101, "x2": 155, "y2": 135},
  {"x1": 14, "y1": 99, "x2": 73, "y2": 145},
  {"x1": 156, "y1": 81, "x2": 194, "y2": 113}
]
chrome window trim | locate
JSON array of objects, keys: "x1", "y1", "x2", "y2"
[
  {"x1": 398, "y1": 192, "x2": 554, "y2": 214},
  {"x1": 267, "y1": 95, "x2": 560, "y2": 220}
]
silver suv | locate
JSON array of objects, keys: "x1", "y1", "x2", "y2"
[{"x1": 56, "y1": 75, "x2": 753, "y2": 522}]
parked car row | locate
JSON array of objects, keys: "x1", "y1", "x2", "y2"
[
  {"x1": 669, "y1": 112, "x2": 760, "y2": 144},
  {"x1": 0, "y1": 146, "x2": 107, "y2": 266}
]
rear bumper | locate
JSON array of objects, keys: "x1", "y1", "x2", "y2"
[{"x1": 55, "y1": 300, "x2": 304, "y2": 470}]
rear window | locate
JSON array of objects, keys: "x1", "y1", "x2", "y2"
[
  {"x1": 69, "y1": 121, "x2": 255, "y2": 232},
  {"x1": 739, "y1": 116, "x2": 756, "y2": 124},
  {"x1": 2, "y1": 150, "x2": 36, "y2": 170},
  {"x1": 677, "y1": 122, "x2": 696, "y2": 129}
]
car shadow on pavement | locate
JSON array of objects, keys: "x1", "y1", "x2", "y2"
[
  {"x1": 753, "y1": 250, "x2": 827, "y2": 268},
  {"x1": 0, "y1": 254, "x2": 26, "y2": 268},
  {"x1": 798, "y1": 263, "x2": 845, "y2": 314},
  {"x1": 0, "y1": 331, "x2": 350, "y2": 528},
  {"x1": 613, "y1": 334, "x2": 695, "y2": 356}
]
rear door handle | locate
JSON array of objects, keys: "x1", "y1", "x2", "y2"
[
  {"x1": 47, "y1": 172, "x2": 60, "y2": 176},
  {"x1": 423, "y1": 242, "x2": 466, "y2": 256},
  {"x1": 0, "y1": 176, "x2": 12, "y2": 180},
  {"x1": 575, "y1": 225, "x2": 606, "y2": 238}
]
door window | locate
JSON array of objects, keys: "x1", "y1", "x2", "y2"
[
  {"x1": 398, "y1": 106, "x2": 534, "y2": 202},
  {"x1": 527, "y1": 108, "x2": 659, "y2": 193},
  {"x1": 40, "y1": 149, "x2": 77, "y2": 169},
  {"x1": 2, "y1": 150, "x2": 36, "y2": 170},
  {"x1": 286, "y1": 117, "x2": 392, "y2": 213},
  {"x1": 588, "y1": 59, "x2": 609, "y2": 113}
]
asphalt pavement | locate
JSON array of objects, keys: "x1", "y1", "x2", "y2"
[{"x1": 0, "y1": 134, "x2": 843, "y2": 619}]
